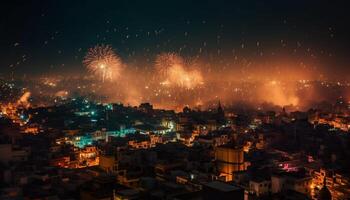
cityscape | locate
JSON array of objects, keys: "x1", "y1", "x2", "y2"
[{"x1": 1, "y1": 1, "x2": 350, "y2": 200}]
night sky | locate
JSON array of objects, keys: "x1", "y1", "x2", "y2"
[{"x1": 1, "y1": 0, "x2": 349, "y2": 77}]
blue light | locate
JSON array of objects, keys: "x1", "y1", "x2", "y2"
[{"x1": 106, "y1": 104, "x2": 113, "y2": 110}]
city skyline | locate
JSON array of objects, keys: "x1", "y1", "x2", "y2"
[{"x1": 1, "y1": 2, "x2": 350, "y2": 199}]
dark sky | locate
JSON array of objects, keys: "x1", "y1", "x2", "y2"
[{"x1": 0, "y1": 0, "x2": 349, "y2": 77}]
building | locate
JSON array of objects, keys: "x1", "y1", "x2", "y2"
[
  {"x1": 215, "y1": 145, "x2": 246, "y2": 181},
  {"x1": 99, "y1": 155, "x2": 117, "y2": 174},
  {"x1": 0, "y1": 144, "x2": 29, "y2": 164},
  {"x1": 202, "y1": 181, "x2": 244, "y2": 200},
  {"x1": 271, "y1": 172, "x2": 312, "y2": 197},
  {"x1": 249, "y1": 178, "x2": 271, "y2": 197}
]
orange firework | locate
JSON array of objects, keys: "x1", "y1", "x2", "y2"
[
  {"x1": 168, "y1": 64, "x2": 204, "y2": 89},
  {"x1": 83, "y1": 44, "x2": 122, "y2": 82},
  {"x1": 155, "y1": 52, "x2": 204, "y2": 89},
  {"x1": 155, "y1": 52, "x2": 183, "y2": 77}
]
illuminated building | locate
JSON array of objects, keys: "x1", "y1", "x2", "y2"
[
  {"x1": 271, "y1": 172, "x2": 312, "y2": 197},
  {"x1": 215, "y1": 145, "x2": 246, "y2": 181},
  {"x1": 128, "y1": 140, "x2": 152, "y2": 149},
  {"x1": 177, "y1": 131, "x2": 195, "y2": 146},
  {"x1": 127, "y1": 133, "x2": 163, "y2": 149},
  {"x1": 196, "y1": 134, "x2": 230, "y2": 147},
  {"x1": 22, "y1": 124, "x2": 39, "y2": 135},
  {"x1": 249, "y1": 178, "x2": 271, "y2": 197},
  {"x1": 76, "y1": 146, "x2": 99, "y2": 168},
  {"x1": 193, "y1": 123, "x2": 210, "y2": 135},
  {"x1": 255, "y1": 133, "x2": 265, "y2": 150},
  {"x1": 243, "y1": 141, "x2": 252, "y2": 152},
  {"x1": 311, "y1": 168, "x2": 350, "y2": 200},
  {"x1": 133, "y1": 123, "x2": 171, "y2": 135},
  {"x1": 99, "y1": 155, "x2": 118, "y2": 174},
  {"x1": 160, "y1": 118, "x2": 176, "y2": 132},
  {"x1": 50, "y1": 156, "x2": 70, "y2": 168},
  {"x1": 63, "y1": 128, "x2": 136, "y2": 148},
  {"x1": 309, "y1": 112, "x2": 350, "y2": 132}
]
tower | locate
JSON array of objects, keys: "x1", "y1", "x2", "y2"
[
  {"x1": 216, "y1": 101, "x2": 225, "y2": 124},
  {"x1": 217, "y1": 101, "x2": 224, "y2": 116}
]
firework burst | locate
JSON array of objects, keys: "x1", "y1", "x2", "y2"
[
  {"x1": 83, "y1": 44, "x2": 122, "y2": 82},
  {"x1": 155, "y1": 52, "x2": 203, "y2": 89},
  {"x1": 168, "y1": 64, "x2": 204, "y2": 89},
  {"x1": 155, "y1": 52, "x2": 183, "y2": 77}
]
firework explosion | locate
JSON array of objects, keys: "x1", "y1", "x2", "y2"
[
  {"x1": 79, "y1": 47, "x2": 322, "y2": 110},
  {"x1": 155, "y1": 52, "x2": 203, "y2": 89},
  {"x1": 155, "y1": 53, "x2": 183, "y2": 77},
  {"x1": 83, "y1": 45, "x2": 122, "y2": 82},
  {"x1": 167, "y1": 64, "x2": 203, "y2": 89}
]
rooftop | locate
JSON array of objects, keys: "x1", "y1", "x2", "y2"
[{"x1": 204, "y1": 181, "x2": 241, "y2": 192}]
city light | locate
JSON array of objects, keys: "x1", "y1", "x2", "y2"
[{"x1": 0, "y1": 1, "x2": 349, "y2": 200}]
